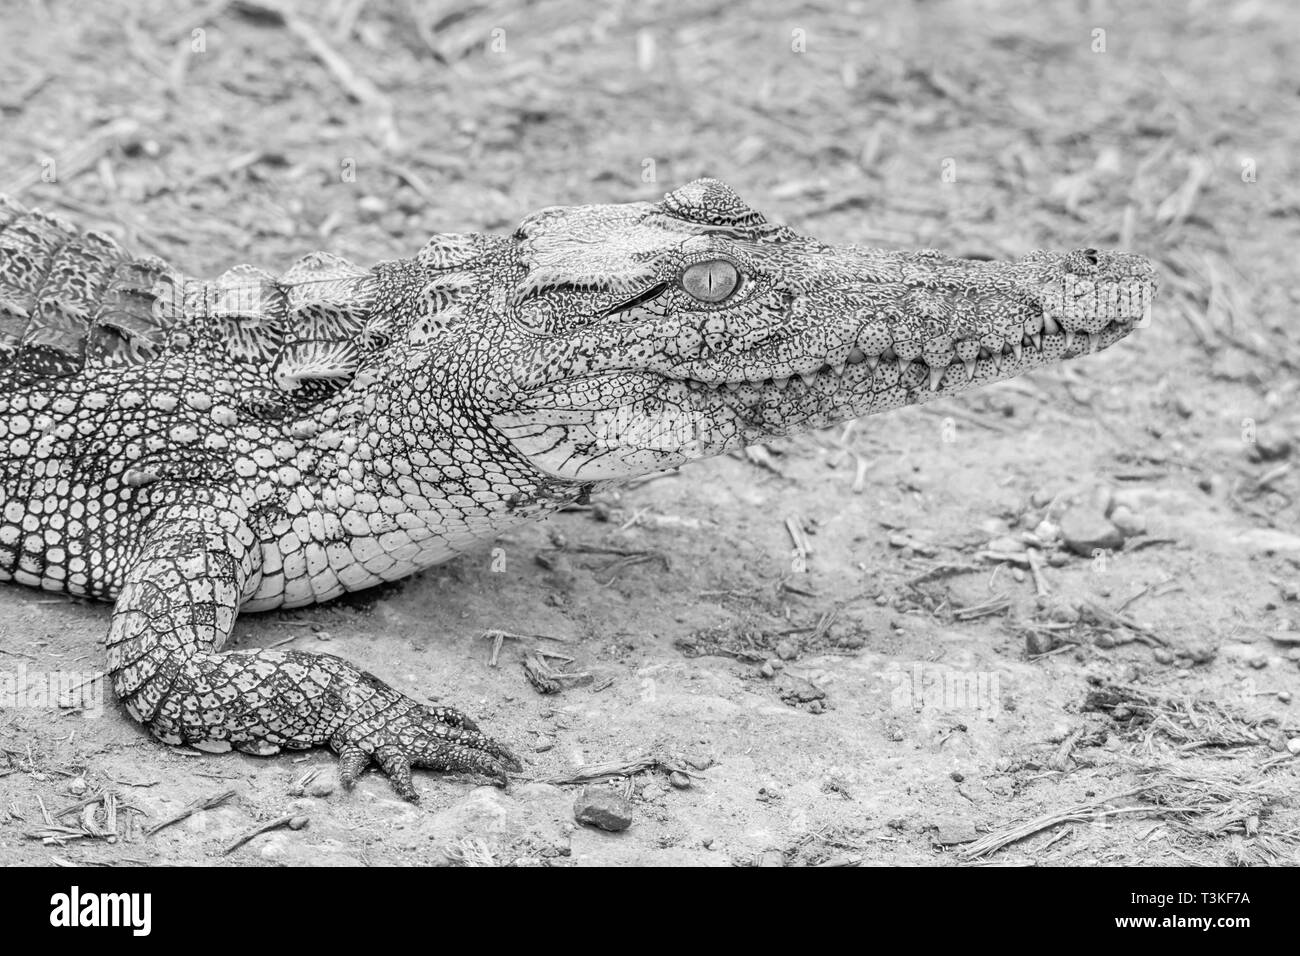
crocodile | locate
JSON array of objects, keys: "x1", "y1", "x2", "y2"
[{"x1": 0, "y1": 179, "x2": 1156, "y2": 800}]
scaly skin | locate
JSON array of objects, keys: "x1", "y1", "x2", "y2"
[{"x1": 0, "y1": 180, "x2": 1156, "y2": 799}]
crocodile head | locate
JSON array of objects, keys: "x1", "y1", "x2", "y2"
[{"x1": 488, "y1": 179, "x2": 1156, "y2": 482}]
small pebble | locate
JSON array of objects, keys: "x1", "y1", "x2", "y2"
[
  {"x1": 1058, "y1": 508, "x2": 1125, "y2": 556},
  {"x1": 306, "y1": 777, "x2": 336, "y2": 798},
  {"x1": 1109, "y1": 505, "x2": 1147, "y2": 537},
  {"x1": 574, "y1": 787, "x2": 633, "y2": 832},
  {"x1": 288, "y1": 816, "x2": 310, "y2": 831},
  {"x1": 669, "y1": 771, "x2": 691, "y2": 790},
  {"x1": 759, "y1": 661, "x2": 775, "y2": 678},
  {"x1": 987, "y1": 535, "x2": 1026, "y2": 553},
  {"x1": 774, "y1": 640, "x2": 798, "y2": 661},
  {"x1": 67, "y1": 777, "x2": 88, "y2": 796},
  {"x1": 1025, "y1": 632, "x2": 1055, "y2": 655}
]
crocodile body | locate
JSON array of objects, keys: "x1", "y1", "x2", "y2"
[{"x1": 0, "y1": 180, "x2": 1156, "y2": 798}]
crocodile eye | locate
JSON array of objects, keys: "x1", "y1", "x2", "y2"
[{"x1": 681, "y1": 259, "x2": 739, "y2": 303}]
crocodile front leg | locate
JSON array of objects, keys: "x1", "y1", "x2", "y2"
[{"x1": 104, "y1": 494, "x2": 520, "y2": 801}]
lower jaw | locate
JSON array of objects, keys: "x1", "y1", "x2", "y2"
[{"x1": 679, "y1": 322, "x2": 1134, "y2": 410}]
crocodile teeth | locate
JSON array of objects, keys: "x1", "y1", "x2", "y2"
[
  {"x1": 991, "y1": 351, "x2": 1003, "y2": 372},
  {"x1": 1062, "y1": 330, "x2": 1075, "y2": 352},
  {"x1": 799, "y1": 372, "x2": 818, "y2": 388},
  {"x1": 963, "y1": 359, "x2": 976, "y2": 382},
  {"x1": 771, "y1": 377, "x2": 790, "y2": 390},
  {"x1": 1031, "y1": 333, "x2": 1043, "y2": 351},
  {"x1": 1011, "y1": 342, "x2": 1023, "y2": 362},
  {"x1": 864, "y1": 353, "x2": 879, "y2": 371},
  {"x1": 928, "y1": 364, "x2": 946, "y2": 391},
  {"x1": 846, "y1": 347, "x2": 867, "y2": 364},
  {"x1": 831, "y1": 363, "x2": 846, "y2": 376},
  {"x1": 898, "y1": 359, "x2": 914, "y2": 380},
  {"x1": 1087, "y1": 332, "x2": 1102, "y2": 353},
  {"x1": 1042, "y1": 312, "x2": 1062, "y2": 335}
]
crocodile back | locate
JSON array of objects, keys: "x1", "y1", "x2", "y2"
[
  {"x1": 0, "y1": 195, "x2": 176, "y2": 389},
  {"x1": 0, "y1": 195, "x2": 422, "y2": 401}
]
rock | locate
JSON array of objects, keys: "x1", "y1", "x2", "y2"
[
  {"x1": 987, "y1": 535, "x2": 1026, "y2": 553},
  {"x1": 1033, "y1": 519, "x2": 1060, "y2": 543},
  {"x1": 774, "y1": 640, "x2": 799, "y2": 661},
  {"x1": 259, "y1": 834, "x2": 289, "y2": 861},
  {"x1": 836, "y1": 630, "x2": 866, "y2": 650},
  {"x1": 759, "y1": 661, "x2": 776, "y2": 678},
  {"x1": 67, "y1": 777, "x2": 87, "y2": 796},
  {"x1": 1177, "y1": 642, "x2": 1217, "y2": 665},
  {"x1": 573, "y1": 787, "x2": 633, "y2": 832},
  {"x1": 1025, "y1": 632, "x2": 1055, "y2": 656},
  {"x1": 1030, "y1": 488, "x2": 1056, "y2": 509},
  {"x1": 685, "y1": 754, "x2": 714, "y2": 771},
  {"x1": 1153, "y1": 647, "x2": 1175, "y2": 665},
  {"x1": 288, "y1": 815, "x2": 310, "y2": 830},
  {"x1": 669, "y1": 771, "x2": 691, "y2": 790},
  {"x1": 1288, "y1": 738, "x2": 1300, "y2": 755},
  {"x1": 1245, "y1": 434, "x2": 1293, "y2": 463},
  {"x1": 533, "y1": 736, "x2": 555, "y2": 752},
  {"x1": 1109, "y1": 505, "x2": 1146, "y2": 537},
  {"x1": 774, "y1": 672, "x2": 825, "y2": 704},
  {"x1": 1058, "y1": 508, "x2": 1124, "y2": 556},
  {"x1": 306, "y1": 777, "x2": 336, "y2": 798}
]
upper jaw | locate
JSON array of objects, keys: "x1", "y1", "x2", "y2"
[{"x1": 665, "y1": 247, "x2": 1157, "y2": 394}]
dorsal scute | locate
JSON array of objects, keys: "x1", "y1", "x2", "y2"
[
  {"x1": 264, "y1": 252, "x2": 380, "y2": 393},
  {"x1": 514, "y1": 200, "x2": 667, "y2": 301},
  {"x1": 280, "y1": 251, "x2": 375, "y2": 339},
  {"x1": 658, "y1": 178, "x2": 768, "y2": 229},
  {"x1": 417, "y1": 232, "x2": 492, "y2": 271}
]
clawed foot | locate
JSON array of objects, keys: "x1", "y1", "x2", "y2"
[{"x1": 330, "y1": 692, "x2": 521, "y2": 801}]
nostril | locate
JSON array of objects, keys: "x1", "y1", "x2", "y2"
[{"x1": 1083, "y1": 248, "x2": 1099, "y2": 265}]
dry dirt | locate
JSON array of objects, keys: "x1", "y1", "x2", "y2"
[{"x1": 1, "y1": 0, "x2": 1297, "y2": 866}]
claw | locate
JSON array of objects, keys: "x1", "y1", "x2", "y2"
[
  {"x1": 336, "y1": 743, "x2": 370, "y2": 788},
  {"x1": 375, "y1": 747, "x2": 418, "y2": 801},
  {"x1": 331, "y1": 700, "x2": 521, "y2": 801}
]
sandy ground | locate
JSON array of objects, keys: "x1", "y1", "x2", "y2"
[{"x1": 1, "y1": 0, "x2": 1297, "y2": 866}]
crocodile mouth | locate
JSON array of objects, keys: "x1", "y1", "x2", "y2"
[{"x1": 676, "y1": 312, "x2": 1144, "y2": 400}]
